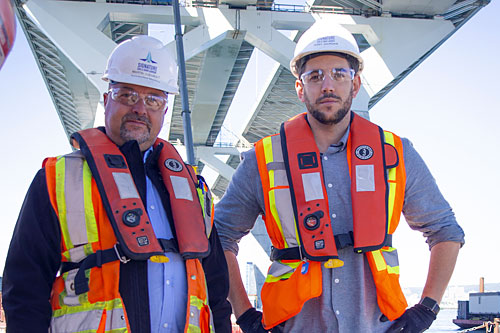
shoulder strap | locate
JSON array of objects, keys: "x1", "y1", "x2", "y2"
[
  {"x1": 71, "y1": 128, "x2": 163, "y2": 260},
  {"x1": 154, "y1": 138, "x2": 210, "y2": 259}
]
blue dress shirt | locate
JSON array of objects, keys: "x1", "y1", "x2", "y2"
[{"x1": 145, "y1": 149, "x2": 187, "y2": 332}]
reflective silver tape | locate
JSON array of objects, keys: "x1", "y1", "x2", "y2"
[
  {"x1": 268, "y1": 261, "x2": 296, "y2": 277},
  {"x1": 62, "y1": 269, "x2": 81, "y2": 306},
  {"x1": 68, "y1": 245, "x2": 86, "y2": 263},
  {"x1": 355, "y1": 165, "x2": 375, "y2": 192},
  {"x1": 170, "y1": 176, "x2": 193, "y2": 201},
  {"x1": 112, "y1": 172, "x2": 140, "y2": 199},
  {"x1": 273, "y1": 169, "x2": 289, "y2": 187},
  {"x1": 301, "y1": 172, "x2": 324, "y2": 202},
  {"x1": 64, "y1": 157, "x2": 88, "y2": 246},
  {"x1": 267, "y1": 161, "x2": 285, "y2": 171},
  {"x1": 273, "y1": 188, "x2": 298, "y2": 247},
  {"x1": 51, "y1": 308, "x2": 103, "y2": 332},
  {"x1": 382, "y1": 248, "x2": 399, "y2": 267},
  {"x1": 105, "y1": 307, "x2": 127, "y2": 330}
]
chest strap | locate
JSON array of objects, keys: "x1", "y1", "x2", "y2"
[{"x1": 270, "y1": 233, "x2": 392, "y2": 261}]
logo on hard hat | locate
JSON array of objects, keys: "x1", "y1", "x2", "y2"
[
  {"x1": 140, "y1": 52, "x2": 157, "y2": 64},
  {"x1": 137, "y1": 51, "x2": 158, "y2": 74}
]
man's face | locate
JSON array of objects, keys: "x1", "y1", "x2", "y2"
[
  {"x1": 103, "y1": 82, "x2": 167, "y2": 151},
  {"x1": 295, "y1": 54, "x2": 361, "y2": 125}
]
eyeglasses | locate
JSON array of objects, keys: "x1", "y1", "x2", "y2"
[
  {"x1": 108, "y1": 87, "x2": 168, "y2": 112},
  {"x1": 300, "y1": 68, "x2": 355, "y2": 85}
]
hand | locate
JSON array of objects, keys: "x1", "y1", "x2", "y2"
[
  {"x1": 386, "y1": 304, "x2": 437, "y2": 333},
  {"x1": 236, "y1": 308, "x2": 268, "y2": 333}
]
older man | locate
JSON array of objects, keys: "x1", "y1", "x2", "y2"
[
  {"x1": 215, "y1": 21, "x2": 464, "y2": 332},
  {"x1": 3, "y1": 35, "x2": 231, "y2": 333}
]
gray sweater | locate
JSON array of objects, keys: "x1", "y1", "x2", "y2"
[{"x1": 215, "y1": 128, "x2": 464, "y2": 332}]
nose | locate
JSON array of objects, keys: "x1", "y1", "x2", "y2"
[
  {"x1": 131, "y1": 98, "x2": 148, "y2": 115},
  {"x1": 321, "y1": 74, "x2": 336, "y2": 93}
]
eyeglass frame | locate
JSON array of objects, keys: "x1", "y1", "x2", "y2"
[
  {"x1": 107, "y1": 87, "x2": 169, "y2": 112},
  {"x1": 300, "y1": 68, "x2": 356, "y2": 85}
]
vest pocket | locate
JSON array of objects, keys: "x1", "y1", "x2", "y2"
[{"x1": 261, "y1": 261, "x2": 322, "y2": 329}]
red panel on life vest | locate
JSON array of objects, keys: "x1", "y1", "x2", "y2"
[
  {"x1": 282, "y1": 114, "x2": 338, "y2": 260},
  {"x1": 73, "y1": 129, "x2": 163, "y2": 260},
  {"x1": 154, "y1": 139, "x2": 209, "y2": 258},
  {"x1": 0, "y1": 0, "x2": 16, "y2": 69},
  {"x1": 349, "y1": 114, "x2": 389, "y2": 252}
]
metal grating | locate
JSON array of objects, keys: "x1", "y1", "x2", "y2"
[
  {"x1": 205, "y1": 41, "x2": 254, "y2": 146},
  {"x1": 15, "y1": 3, "x2": 81, "y2": 140}
]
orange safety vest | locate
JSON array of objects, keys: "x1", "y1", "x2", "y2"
[
  {"x1": 44, "y1": 128, "x2": 214, "y2": 333},
  {"x1": 255, "y1": 113, "x2": 407, "y2": 329}
]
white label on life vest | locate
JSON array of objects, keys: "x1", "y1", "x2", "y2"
[
  {"x1": 355, "y1": 165, "x2": 375, "y2": 192},
  {"x1": 170, "y1": 176, "x2": 193, "y2": 201},
  {"x1": 302, "y1": 172, "x2": 324, "y2": 202},
  {"x1": 112, "y1": 172, "x2": 140, "y2": 199}
]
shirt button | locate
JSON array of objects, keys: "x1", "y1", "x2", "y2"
[
  {"x1": 150, "y1": 205, "x2": 155, "y2": 210},
  {"x1": 163, "y1": 323, "x2": 168, "y2": 328},
  {"x1": 335, "y1": 310, "x2": 340, "y2": 315},
  {"x1": 328, "y1": 183, "x2": 333, "y2": 188},
  {"x1": 166, "y1": 280, "x2": 171, "y2": 285},
  {"x1": 332, "y1": 213, "x2": 337, "y2": 218},
  {"x1": 323, "y1": 156, "x2": 328, "y2": 161},
  {"x1": 334, "y1": 278, "x2": 340, "y2": 283}
]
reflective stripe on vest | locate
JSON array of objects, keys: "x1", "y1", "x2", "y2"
[
  {"x1": 44, "y1": 133, "x2": 215, "y2": 332},
  {"x1": 255, "y1": 113, "x2": 407, "y2": 328}
]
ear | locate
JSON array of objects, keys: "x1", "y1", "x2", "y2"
[
  {"x1": 295, "y1": 79, "x2": 305, "y2": 102},
  {"x1": 103, "y1": 92, "x2": 109, "y2": 107},
  {"x1": 351, "y1": 74, "x2": 362, "y2": 98}
]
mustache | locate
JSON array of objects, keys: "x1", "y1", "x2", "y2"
[
  {"x1": 316, "y1": 93, "x2": 342, "y2": 104},
  {"x1": 122, "y1": 114, "x2": 152, "y2": 128}
]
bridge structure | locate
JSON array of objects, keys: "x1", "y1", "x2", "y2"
[{"x1": 13, "y1": 0, "x2": 489, "y2": 304}]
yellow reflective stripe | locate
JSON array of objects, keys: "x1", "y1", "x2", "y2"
[
  {"x1": 187, "y1": 324, "x2": 202, "y2": 333},
  {"x1": 264, "y1": 261, "x2": 300, "y2": 283},
  {"x1": 262, "y1": 137, "x2": 274, "y2": 188},
  {"x1": 55, "y1": 157, "x2": 74, "y2": 250},
  {"x1": 384, "y1": 132, "x2": 397, "y2": 182},
  {"x1": 197, "y1": 187, "x2": 205, "y2": 217},
  {"x1": 387, "y1": 265, "x2": 400, "y2": 274},
  {"x1": 387, "y1": 181, "x2": 396, "y2": 230},
  {"x1": 52, "y1": 297, "x2": 124, "y2": 318},
  {"x1": 371, "y1": 250, "x2": 387, "y2": 271},
  {"x1": 189, "y1": 295, "x2": 208, "y2": 310},
  {"x1": 82, "y1": 161, "x2": 98, "y2": 244}
]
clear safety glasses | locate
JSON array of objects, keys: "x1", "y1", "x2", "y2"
[
  {"x1": 108, "y1": 87, "x2": 168, "y2": 112},
  {"x1": 300, "y1": 68, "x2": 355, "y2": 85}
]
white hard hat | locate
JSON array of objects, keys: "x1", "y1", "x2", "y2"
[
  {"x1": 102, "y1": 35, "x2": 179, "y2": 94},
  {"x1": 290, "y1": 21, "x2": 364, "y2": 78}
]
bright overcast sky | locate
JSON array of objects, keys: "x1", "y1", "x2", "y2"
[{"x1": 0, "y1": 1, "x2": 499, "y2": 289}]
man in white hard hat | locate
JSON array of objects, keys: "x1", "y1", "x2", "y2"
[
  {"x1": 3, "y1": 35, "x2": 231, "y2": 332},
  {"x1": 214, "y1": 20, "x2": 464, "y2": 332}
]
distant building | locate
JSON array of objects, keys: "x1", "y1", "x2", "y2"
[{"x1": 0, "y1": 291, "x2": 5, "y2": 332}]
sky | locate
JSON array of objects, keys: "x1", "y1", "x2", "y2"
[{"x1": 0, "y1": 1, "x2": 499, "y2": 290}]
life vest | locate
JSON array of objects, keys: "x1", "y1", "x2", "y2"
[
  {"x1": 255, "y1": 113, "x2": 407, "y2": 329},
  {"x1": 44, "y1": 128, "x2": 214, "y2": 333}
]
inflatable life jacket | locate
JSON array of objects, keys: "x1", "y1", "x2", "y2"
[
  {"x1": 45, "y1": 128, "x2": 214, "y2": 333},
  {"x1": 255, "y1": 113, "x2": 407, "y2": 328}
]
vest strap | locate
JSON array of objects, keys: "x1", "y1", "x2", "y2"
[{"x1": 269, "y1": 233, "x2": 392, "y2": 261}]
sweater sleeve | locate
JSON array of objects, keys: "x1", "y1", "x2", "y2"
[
  {"x1": 402, "y1": 138, "x2": 465, "y2": 249},
  {"x1": 2, "y1": 169, "x2": 61, "y2": 333},
  {"x1": 202, "y1": 226, "x2": 232, "y2": 333}
]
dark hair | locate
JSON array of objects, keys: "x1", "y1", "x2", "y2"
[{"x1": 297, "y1": 52, "x2": 359, "y2": 78}]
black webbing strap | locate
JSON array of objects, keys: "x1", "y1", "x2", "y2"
[
  {"x1": 269, "y1": 233, "x2": 392, "y2": 261},
  {"x1": 60, "y1": 245, "x2": 129, "y2": 295},
  {"x1": 59, "y1": 239, "x2": 179, "y2": 296}
]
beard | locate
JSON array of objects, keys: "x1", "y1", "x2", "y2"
[
  {"x1": 120, "y1": 114, "x2": 152, "y2": 145},
  {"x1": 304, "y1": 86, "x2": 354, "y2": 125}
]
